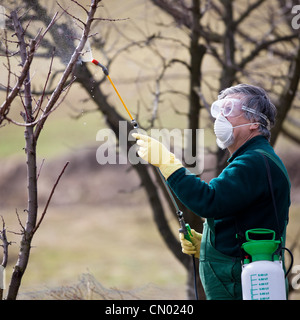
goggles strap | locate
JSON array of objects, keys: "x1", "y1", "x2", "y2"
[{"x1": 242, "y1": 106, "x2": 269, "y2": 125}]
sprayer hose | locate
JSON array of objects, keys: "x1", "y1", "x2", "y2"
[{"x1": 283, "y1": 247, "x2": 294, "y2": 277}]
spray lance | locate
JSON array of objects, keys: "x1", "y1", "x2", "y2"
[
  {"x1": 91, "y1": 59, "x2": 139, "y2": 130},
  {"x1": 91, "y1": 58, "x2": 198, "y2": 299}
]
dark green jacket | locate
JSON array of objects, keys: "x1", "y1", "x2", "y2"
[{"x1": 167, "y1": 136, "x2": 291, "y2": 257}]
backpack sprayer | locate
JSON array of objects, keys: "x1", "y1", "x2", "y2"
[
  {"x1": 91, "y1": 58, "x2": 198, "y2": 300},
  {"x1": 241, "y1": 229, "x2": 288, "y2": 300}
]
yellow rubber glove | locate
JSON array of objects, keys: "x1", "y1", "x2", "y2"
[
  {"x1": 132, "y1": 133, "x2": 183, "y2": 179},
  {"x1": 179, "y1": 229, "x2": 202, "y2": 259}
]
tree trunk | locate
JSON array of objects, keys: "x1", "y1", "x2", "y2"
[
  {"x1": 6, "y1": 1, "x2": 99, "y2": 299},
  {"x1": 6, "y1": 11, "x2": 38, "y2": 300}
]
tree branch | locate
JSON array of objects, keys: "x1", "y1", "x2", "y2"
[
  {"x1": 233, "y1": 0, "x2": 265, "y2": 29},
  {"x1": 239, "y1": 34, "x2": 298, "y2": 70}
]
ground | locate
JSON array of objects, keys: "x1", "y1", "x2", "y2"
[{"x1": 0, "y1": 142, "x2": 299, "y2": 300}]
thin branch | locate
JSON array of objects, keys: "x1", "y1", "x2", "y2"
[
  {"x1": 92, "y1": 17, "x2": 129, "y2": 22},
  {"x1": 33, "y1": 161, "x2": 69, "y2": 235},
  {"x1": 56, "y1": 1, "x2": 86, "y2": 28},
  {"x1": 233, "y1": 0, "x2": 265, "y2": 29},
  {"x1": 239, "y1": 34, "x2": 298, "y2": 69},
  {"x1": 150, "y1": 79, "x2": 160, "y2": 126},
  {"x1": 3, "y1": 30, "x2": 11, "y2": 100},
  {"x1": 36, "y1": 159, "x2": 45, "y2": 181},
  {"x1": 35, "y1": 12, "x2": 59, "y2": 49},
  {"x1": 15, "y1": 209, "x2": 25, "y2": 235},
  {"x1": 71, "y1": 0, "x2": 89, "y2": 15}
]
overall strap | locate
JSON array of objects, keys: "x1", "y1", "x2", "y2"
[
  {"x1": 235, "y1": 149, "x2": 289, "y2": 257},
  {"x1": 261, "y1": 154, "x2": 281, "y2": 239},
  {"x1": 254, "y1": 149, "x2": 291, "y2": 188}
]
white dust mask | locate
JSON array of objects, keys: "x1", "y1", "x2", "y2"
[
  {"x1": 214, "y1": 114, "x2": 261, "y2": 150},
  {"x1": 214, "y1": 115, "x2": 234, "y2": 149}
]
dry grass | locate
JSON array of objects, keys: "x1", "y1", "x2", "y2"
[{"x1": 18, "y1": 272, "x2": 176, "y2": 300}]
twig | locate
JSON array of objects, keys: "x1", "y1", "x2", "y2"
[
  {"x1": 37, "y1": 159, "x2": 45, "y2": 181},
  {"x1": 15, "y1": 209, "x2": 25, "y2": 234},
  {"x1": 32, "y1": 161, "x2": 69, "y2": 234},
  {"x1": 71, "y1": 0, "x2": 89, "y2": 15},
  {"x1": 3, "y1": 30, "x2": 11, "y2": 101},
  {"x1": 56, "y1": 1, "x2": 86, "y2": 28},
  {"x1": 92, "y1": 17, "x2": 129, "y2": 22},
  {"x1": 150, "y1": 79, "x2": 160, "y2": 127}
]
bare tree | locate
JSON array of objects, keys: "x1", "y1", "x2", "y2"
[{"x1": 0, "y1": 0, "x2": 101, "y2": 300}]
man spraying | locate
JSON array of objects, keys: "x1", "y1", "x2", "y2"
[{"x1": 133, "y1": 84, "x2": 291, "y2": 300}]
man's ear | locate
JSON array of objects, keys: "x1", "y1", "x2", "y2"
[{"x1": 249, "y1": 123, "x2": 259, "y2": 130}]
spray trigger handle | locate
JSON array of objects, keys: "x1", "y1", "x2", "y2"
[
  {"x1": 182, "y1": 223, "x2": 193, "y2": 242},
  {"x1": 178, "y1": 213, "x2": 192, "y2": 242}
]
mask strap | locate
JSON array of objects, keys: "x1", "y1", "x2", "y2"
[{"x1": 233, "y1": 122, "x2": 265, "y2": 129}]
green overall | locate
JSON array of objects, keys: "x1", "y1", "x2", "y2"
[
  {"x1": 199, "y1": 218, "x2": 242, "y2": 300},
  {"x1": 167, "y1": 136, "x2": 291, "y2": 300},
  {"x1": 198, "y1": 150, "x2": 290, "y2": 300}
]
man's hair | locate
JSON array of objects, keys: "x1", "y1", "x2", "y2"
[{"x1": 218, "y1": 84, "x2": 276, "y2": 141}]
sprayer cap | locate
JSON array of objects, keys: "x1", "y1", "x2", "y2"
[{"x1": 242, "y1": 229, "x2": 281, "y2": 262}]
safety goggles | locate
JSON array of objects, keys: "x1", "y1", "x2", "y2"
[
  {"x1": 211, "y1": 99, "x2": 243, "y2": 118},
  {"x1": 211, "y1": 98, "x2": 269, "y2": 123}
]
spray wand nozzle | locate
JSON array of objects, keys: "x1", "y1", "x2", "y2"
[{"x1": 92, "y1": 59, "x2": 109, "y2": 75}]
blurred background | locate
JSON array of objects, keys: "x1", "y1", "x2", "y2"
[{"x1": 0, "y1": 0, "x2": 299, "y2": 299}]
